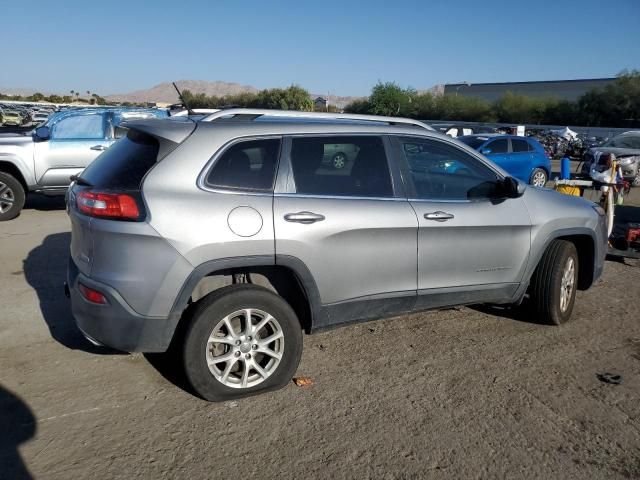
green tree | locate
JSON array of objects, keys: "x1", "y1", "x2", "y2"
[
  {"x1": 344, "y1": 98, "x2": 371, "y2": 114},
  {"x1": 253, "y1": 85, "x2": 313, "y2": 110},
  {"x1": 368, "y1": 82, "x2": 415, "y2": 116}
]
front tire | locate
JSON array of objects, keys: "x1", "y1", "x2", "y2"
[
  {"x1": 182, "y1": 284, "x2": 303, "y2": 401},
  {"x1": 0, "y1": 172, "x2": 26, "y2": 221},
  {"x1": 529, "y1": 240, "x2": 578, "y2": 325}
]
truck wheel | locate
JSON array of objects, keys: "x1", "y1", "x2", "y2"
[
  {"x1": 182, "y1": 284, "x2": 303, "y2": 401},
  {"x1": 0, "y1": 172, "x2": 26, "y2": 221},
  {"x1": 529, "y1": 240, "x2": 578, "y2": 325}
]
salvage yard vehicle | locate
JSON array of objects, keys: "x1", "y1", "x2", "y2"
[
  {"x1": 581, "y1": 131, "x2": 640, "y2": 187},
  {"x1": 0, "y1": 107, "x2": 167, "y2": 220},
  {"x1": 458, "y1": 134, "x2": 551, "y2": 187},
  {"x1": 65, "y1": 109, "x2": 608, "y2": 401},
  {"x1": 0, "y1": 109, "x2": 23, "y2": 126}
]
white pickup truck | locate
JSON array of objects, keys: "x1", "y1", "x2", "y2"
[{"x1": 0, "y1": 108, "x2": 167, "y2": 220}]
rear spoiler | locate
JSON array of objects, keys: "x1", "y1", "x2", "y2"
[{"x1": 121, "y1": 118, "x2": 197, "y2": 159}]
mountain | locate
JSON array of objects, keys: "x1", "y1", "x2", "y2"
[
  {"x1": 106, "y1": 80, "x2": 363, "y2": 108},
  {"x1": 105, "y1": 80, "x2": 259, "y2": 104},
  {"x1": 2, "y1": 80, "x2": 365, "y2": 108}
]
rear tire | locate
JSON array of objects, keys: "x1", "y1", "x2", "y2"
[
  {"x1": 0, "y1": 172, "x2": 26, "y2": 221},
  {"x1": 529, "y1": 168, "x2": 547, "y2": 187},
  {"x1": 529, "y1": 240, "x2": 578, "y2": 325},
  {"x1": 182, "y1": 284, "x2": 303, "y2": 401}
]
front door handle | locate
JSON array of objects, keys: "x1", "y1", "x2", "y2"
[
  {"x1": 284, "y1": 211, "x2": 325, "y2": 224},
  {"x1": 90, "y1": 145, "x2": 107, "y2": 151},
  {"x1": 424, "y1": 211, "x2": 454, "y2": 222}
]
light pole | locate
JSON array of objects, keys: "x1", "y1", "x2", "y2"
[{"x1": 455, "y1": 81, "x2": 471, "y2": 96}]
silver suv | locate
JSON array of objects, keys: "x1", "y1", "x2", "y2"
[{"x1": 66, "y1": 109, "x2": 608, "y2": 401}]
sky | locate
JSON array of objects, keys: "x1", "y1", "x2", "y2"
[{"x1": 1, "y1": 0, "x2": 639, "y2": 97}]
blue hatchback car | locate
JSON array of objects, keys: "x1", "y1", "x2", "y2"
[{"x1": 458, "y1": 134, "x2": 551, "y2": 187}]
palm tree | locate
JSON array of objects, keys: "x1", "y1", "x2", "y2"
[
  {"x1": 86, "y1": 90, "x2": 91, "y2": 97},
  {"x1": 70, "y1": 89, "x2": 75, "y2": 96}
]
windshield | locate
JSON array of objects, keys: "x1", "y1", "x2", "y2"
[
  {"x1": 602, "y1": 135, "x2": 640, "y2": 149},
  {"x1": 457, "y1": 136, "x2": 489, "y2": 150}
]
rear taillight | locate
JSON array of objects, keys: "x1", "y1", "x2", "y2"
[
  {"x1": 78, "y1": 283, "x2": 108, "y2": 304},
  {"x1": 76, "y1": 190, "x2": 142, "y2": 220}
]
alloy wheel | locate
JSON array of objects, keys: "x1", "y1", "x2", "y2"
[
  {"x1": 0, "y1": 181, "x2": 15, "y2": 214},
  {"x1": 559, "y1": 257, "x2": 575, "y2": 312},
  {"x1": 532, "y1": 170, "x2": 547, "y2": 187},
  {"x1": 205, "y1": 308, "x2": 284, "y2": 389}
]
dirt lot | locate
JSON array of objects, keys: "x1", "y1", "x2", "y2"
[{"x1": 1, "y1": 188, "x2": 640, "y2": 480}]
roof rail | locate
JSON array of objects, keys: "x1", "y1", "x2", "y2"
[{"x1": 200, "y1": 108, "x2": 434, "y2": 131}]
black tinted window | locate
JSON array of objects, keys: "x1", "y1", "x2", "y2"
[
  {"x1": 80, "y1": 130, "x2": 159, "y2": 189},
  {"x1": 401, "y1": 138, "x2": 499, "y2": 200},
  {"x1": 511, "y1": 138, "x2": 530, "y2": 153},
  {"x1": 290, "y1": 136, "x2": 392, "y2": 197},
  {"x1": 486, "y1": 138, "x2": 508, "y2": 154},
  {"x1": 206, "y1": 139, "x2": 280, "y2": 191},
  {"x1": 458, "y1": 136, "x2": 488, "y2": 149}
]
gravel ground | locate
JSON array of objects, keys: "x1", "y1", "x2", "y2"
[{"x1": 1, "y1": 190, "x2": 639, "y2": 480}]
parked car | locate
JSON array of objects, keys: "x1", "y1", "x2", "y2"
[
  {"x1": 430, "y1": 123, "x2": 497, "y2": 138},
  {"x1": 0, "y1": 107, "x2": 168, "y2": 220},
  {"x1": 581, "y1": 131, "x2": 640, "y2": 187},
  {"x1": 31, "y1": 111, "x2": 51, "y2": 124},
  {"x1": 458, "y1": 134, "x2": 551, "y2": 187},
  {"x1": 65, "y1": 109, "x2": 607, "y2": 402},
  {"x1": 0, "y1": 109, "x2": 23, "y2": 126}
]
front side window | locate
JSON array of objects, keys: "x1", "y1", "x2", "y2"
[
  {"x1": 52, "y1": 114, "x2": 104, "y2": 139},
  {"x1": 206, "y1": 138, "x2": 281, "y2": 191},
  {"x1": 511, "y1": 138, "x2": 530, "y2": 153},
  {"x1": 290, "y1": 136, "x2": 393, "y2": 197},
  {"x1": 400, "y1": 137, "x2": 500, "y2": 200}
]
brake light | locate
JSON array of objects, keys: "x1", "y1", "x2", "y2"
[
  {"x1": 78, "y1": 283, "x2": 108, "y2": 304},
  {"x1": 76, "y1": 190, "x2": 141, "y2": 220}
]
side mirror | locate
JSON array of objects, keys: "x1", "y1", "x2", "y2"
[
  {"x1": 34, "y1": 126, "x2": 50, "y2": 141},
  {"x1": 500, "y1": 176, "x2": 524, "y2": 198},
  {"x1": 480, "y1": 147, "x2": 492, "y2": 155}
]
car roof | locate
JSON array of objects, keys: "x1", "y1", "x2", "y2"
[{"x1": 192, "y1": 118, "x2": 443, "y2": 138}]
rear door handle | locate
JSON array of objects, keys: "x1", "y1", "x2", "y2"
[
  {"x1": 424, "y1": 211, "x2": 454, "y2": 222},
  {"x1": 90, "y1": 145, "x2": 107, "y2": 151},
  {"x1": 284, "y1": 211, "x2": 325, "y2": 224}
]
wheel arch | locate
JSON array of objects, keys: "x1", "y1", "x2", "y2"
[
  {"x1": 168, "y1": 255, "x2": 324, "y2": 341},
  {"x1": 523, "y1": 229, "x2": 597, "y2": 294},
  {"x1": 0, "y1": 159, "x2": 29, "y2": 191}
]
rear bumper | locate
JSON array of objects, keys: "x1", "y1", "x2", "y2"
[{"x1": 67, "y1": 258, "x2": 176, "y2": 352}]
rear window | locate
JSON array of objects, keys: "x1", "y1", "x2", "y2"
[
  {"x1": 511, "y1": 138, "x2": 530, "y2": 153},
  {"x1": 80, "y1": 130, "x2": 159, "y2": 189},
  {"x1": 205, "y1": 138, "x2": 281, "y2": 191}
]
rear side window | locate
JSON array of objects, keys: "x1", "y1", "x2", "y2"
[
  {"x1": 511, "y1": 138, "x2": 530, "y2": 153},
  {"x1": 290, "y1": 136, "x2": 393, "y2": 197},
  {"x1": 206, "y1": 139, "x2": 281, "y2": 191},
  {"x1": 80, "y1": 130, "x2": 159, "y2": 189},
  {"x1": 486, "y1": 138, "x2": 508, "y2": 154}
]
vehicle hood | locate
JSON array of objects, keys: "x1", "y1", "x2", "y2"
[
  {"x1": 589, "y1": 146, "x2": 640, "y2": 157},
  {"x1": 523, "y1": 184, "x2": 599, "y2": 226},
  {"x1": 0, "y1": 133, "x2": 34, "y2": 145}
]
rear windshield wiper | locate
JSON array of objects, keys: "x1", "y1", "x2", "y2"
[{"x1": 70, "y1": 174, "x2": 93, "y2": 187}]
